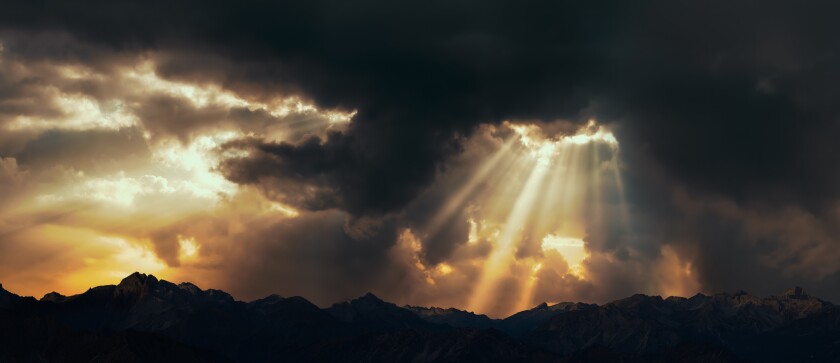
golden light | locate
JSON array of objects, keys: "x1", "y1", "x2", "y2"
[
  {"x1": 512, "y1": 257, "x2": 546, "y2": 312},
  {"x1": 441, "y1": 120, "x2": 627, "y2": 317},
  {"x1": 422, "y1": 138, "x2": 517, "y2": 239},
  {"x1": 123, "y1": 61, "x2": 355, "y2": 140},
  {"x1": 437, "y1": 263, "x2": 454, "y2": 275},
  {"x1": 655, "y1": 245, "x2": 701, "y2": 298},
  {"x1": 55, "y1": 231, "x2": 168, "y2": 295},
  {"x1": 541, "y1": 235, "x2": 586, "y2": 272},
  {"x1": 467, "y1": 144, "x2": 552, "y2": 312},
  {"x1": 7, "y1": 94, "x2": 138, "y2": 132},
  {"x1": 178, "y1": 235, "x2": 200, "y2": 261},
  {"x1": 0, "y1": 54, "x2": 357, "y2": 299},
  {"x1": 150, "y1": 131, "x2": 242, "y2": 201},
  {"x1": 269, "y1": 202, "x2": 300, "y2": 217}
]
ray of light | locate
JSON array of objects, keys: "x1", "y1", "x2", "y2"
[
  {"x1": 514, "y1": 259, "x2": 543, "y2": 312},
  {"x1": 558, "y1": 143, "x2": 583, "y2": 234},
  {"x1": 591, "y1": 143, "x2": 603, "y2": 231},
  {"x1": 481, "y1": 151, "x2": 538, "y2": 223},
  {"x1": 467, "y1": 154, "x2": 551, "y2": 313},
  {"x1": 454, "y1": 120, "x2": 622, "y2": 317},
  {"x1": 541, "y1": 235, "x2": 587, "y2": 269},
  {"x1": 610, "y1": 148, "x2": 631, "y2": 229},
  {"x1": 530, "y1": 143, "x2": 571, "y2": 241},
  {"x1": 423, "y1": 137, "x2": 517, "y2": 238}
]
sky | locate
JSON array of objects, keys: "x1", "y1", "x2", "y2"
[{"x1": 1, "y1": 1, "x2": 839, "y2": 318}]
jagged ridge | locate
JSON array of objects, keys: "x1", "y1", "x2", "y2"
[{"x1": 1, "y1": 273, "x2": 838, "y2": 363}]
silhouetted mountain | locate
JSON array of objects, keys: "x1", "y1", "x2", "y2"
[
  {"x1": 523, "y1": 288, "x2": 840, "y2": 362},
  {"x1": 498, "y1": 301, "x2": 597, "y2": 337},
  {"x1": 2, "y1": 274, "x2": 839, "y2": 362},
  {"x1": 405, "y1": 305, "x2": 496, "y2": 330},
  {"x1": 43, "y1": 272, "x2": 238, "y2": 333},
  {"x1": 29, "y1": 273, "x2": 343, "y2": 362},
  {"x1": 404, "y1": 301, "x2": 599, "y2": 337},
  {"x1": 0, "y1": 283, "x2": 36, "y2": 309},
  {"x1": 326, "y1": 292, "x2": 443, "y2": 332},
  {"x1": 41, "y1": 291, "x2": 67, "y2": 303}
]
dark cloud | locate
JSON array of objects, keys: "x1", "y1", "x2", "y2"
[
  {"x1": 222, "y1": 121, "x2": 461, "y2": 216},
  {"x1": 134, "y1": 95, "x2": 229, "y2": 143},
  {"x1": 172, "y1": 210, "x2": 404, "y2": 305},
  {"x1": 1, "y1": 0, "x2": 631, "y2": 216}
]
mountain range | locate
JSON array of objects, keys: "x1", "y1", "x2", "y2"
[{"x1": 1, "y1": 273, "x2": 838, "y2": 362}]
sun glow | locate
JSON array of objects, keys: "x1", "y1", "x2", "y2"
[
  {"x1": 58, "y1": 233, "x2": 168, "y2": 295},
  {"x1": 541, "y1": 235, "x2": 587, "y2": 276},
  {"x1": 178, "y1": 235, "x2": 200, "y2": 261}
]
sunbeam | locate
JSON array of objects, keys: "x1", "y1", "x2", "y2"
[
  {"x1": 423, "y1": 137, "x2": 517, "y2": 239},
  {"x1": 467, "y1": 148, "x2": 551, "y2": 313},
  {"x1": 444, "y1": 120, "x2": 626, "y2": 317}
]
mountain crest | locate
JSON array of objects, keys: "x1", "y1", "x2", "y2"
[
  {"x1": 249, "y1": 294, "x2": 287, "y2": 307},
  {"x1": 41, "y1": 291, "x2": 67, "y2": 302},
  {"x1": 783, "y1": 286, "x2": 809, "y2": 299},
  {"x1": 0, "y1": 283, "x2": 15, "y2": 297},
  {"x1": 115, "y1": 272, "x2": 159, "y2": 299},
  {"x1": 0, "y1": 282, "x2": 32, "y2": 308},
  {"x1": 177, "y1": 282, "x2": 202, "y2": 295},
  {"x1": 358, "y1": 292, "x2": 383, "y2": 302},
  {"x1": 119, "y1": 272, "x2": 158, "y2": 286}
]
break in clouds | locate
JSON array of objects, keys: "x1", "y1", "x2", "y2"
[{"x1": 1, "y1": 0, "x2": 840, "y2": 317}]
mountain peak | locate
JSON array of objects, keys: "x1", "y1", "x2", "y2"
[
  {"x1": 119, "y1": 272, "x2": 158, "y2": 285},
  {"x1": 251, "y1": 294, "x2": 285, "y2": 305},
  {"x1": 0, "y1": 283, "x2": 27, "y2": 308},
  {"x1": 355, "y1": 292, "x2": 385, "y2": 304},
  {"x1": 115, "y1": 272, "x2": 159, "y2": 298},
  {"x1": 782, "y1": 286, "x2": 809, "y2": 299},
  {"x1": 362, "y1": 292, "x2": 380, "y2": 299},
  {"x1": 177, "y1": 282, "x2": 202, "y2": 295},
  {"x1": 41, "y1": 291, "x2": 66, "y2": 302},
  {"x1": 326, "y1": 292, "x2": 437, "y2": 329}
]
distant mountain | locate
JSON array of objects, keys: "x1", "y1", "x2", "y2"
[
  {"x1": 326, "y1": 293, "x2": 442, "y2": 332},
  {"x1": 404, "y1": 301, "x2": 597, "y2": 337},
  {"x1": 1, "y1": 273, "x2": 838, "y2": 362},
  {"x1": 404, "y1": 305, "x2": 496, "y2": 330},
  {"x1": 523, "y1": 289, "x2": 840, "y2": 362},
  {"x1": 497, "y1": 301, "x2": 597, "y2": 337}
]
